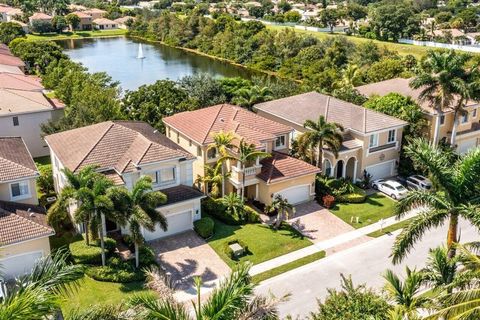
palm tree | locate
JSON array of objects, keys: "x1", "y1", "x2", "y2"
[
  {"x1": 109, "y1": 176, "x2": 168, "y2": 268},
  {"x1": 221, "y1": 192, "x2": 245, "y2": 220},
  {"x1": 334, "y1": 64, "x2": 362, "y2": 88},
  {"x1": 49, "y1": 165, "x2": 98, "y2": 245},
  {"x1": 128, "y1": 263, "x2": 284, "y2": 319},
  {"x1": 383, "y1": 267, "x2": 428, "y2": 318},
  {"x1": 422, "y1": 246, "x2": 459, "y2": 293},
  {"x1": 233, "y1": 85, "x2": 273, "y2": 110},
  {"x1": 410, "y1": 50, "x2": 470, "y2": 145},
  {"x1": 0, "y1": 250, "x2": 83, "y2": 320},
  {"x1": 300, "y1": 115, "x2": 344, "y2": 169},
  {"x1": 208, "y1": 130, "x2": 236, "y2": 197},
  {"x1": 265, "y1": 194, "x2": 295, "y2": 229},
  {"x1": 222, "y1": 139, "x2": 270, "y2": 201},
  {"x1": 391, "y1": 138, "x2": 480, "y2": 264},
  {"x1": 197, "y1": 162, "x2": 230, "y2": 198},
  {"x1": 75, "y1": 175, "x2": 115, "y2": 266}
]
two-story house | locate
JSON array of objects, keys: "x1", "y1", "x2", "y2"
[
  {"x1": 356, "y1": 78, "x2": 480, "y2": 154},
  {"x1": 255, "y1": 92, "x2": 408, "y2": 181},
  {"x1": 71, "y1": 11, "x2": 93, "y2": 30},
  {"x1": 0, "y1": 136, "x2": 54, "y2": 279},
  {"x1": 163, "y1": 104, "x2": 320, "y2": 205},
  {"x1": 45, "y1": 121, "x2": 204, "y2": 240}
]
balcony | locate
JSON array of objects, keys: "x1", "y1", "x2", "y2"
[
  {"x1": 230, "y1": 165, "x2": 262, "y2": 186},
  {"x1": 368, "y1": 142, "x2": 397, "y2": 154}
]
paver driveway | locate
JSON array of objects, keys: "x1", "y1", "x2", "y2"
[
  {"x1": 288, "y1": 201, "x2": 356, "y2": 243},
  {"x1": 149, "y1": 231, "x2": 230, "y2": 291}
]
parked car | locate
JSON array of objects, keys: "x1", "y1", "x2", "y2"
[
  {"x1": 372, "y1": 179, "x2": 409, "y2": 200},
  {"x1": 406, "y1": 175, "x2": 433, "y2": 191}
]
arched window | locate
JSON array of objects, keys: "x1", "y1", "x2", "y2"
[{"x1": 324, "y1": 159, "x2": 332, "y2": 177}]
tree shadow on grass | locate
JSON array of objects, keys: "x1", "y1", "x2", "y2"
[{"x1": 119, "y1": 281, "x2": 147, "y2": 293}]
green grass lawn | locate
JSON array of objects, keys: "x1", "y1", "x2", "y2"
[
  {"x1": 266, "y1": 25, "x2": 445, "y2": 58},
  {"x1": 26, "y1": 29, "x2": 127, "y2": 41},
  {"x1": 34, "y1": 155, "x2": 51, "y2": 166},
  {"x1": 330, "y1": 193, "x2": 396, "y2": 229},
  {"x1": 208, "y1": 219, "x2": 312, "y2": 268},
  {"x1": 367, "y1": 217, "x2": 415, "y2": 238},
  {"x1": 60, "y1": 276, "x2": 150, "y2": 316},
  {"x1": 252, "y1": 251, "x2": 326, "y2": 283}
]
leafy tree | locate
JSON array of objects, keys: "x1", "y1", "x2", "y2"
[
  {"x1": 278, "y1": 0, "x2": 292, "y2": 13},
  {"x1": 232, "y1": 85, "x2": 272, "y2": 110},
  {"x1": 392, "y1": 138, "x2": 480, "y2": 263},
  {"x1": 218, "y1": 77, "x2": 252, "y2": 101},
  {"x1": 265, "y1": 194, "x2": 295, "y2": 229},
  {"x1": 30, "y1": 19, "x2": 54, "y2": 34},
  {"x1": 52, "y1": 15, "x2": 67, "y2": 33},
  {"x1": 311, "y1": 274, "x2": 391, "y2": 320},
  {"x1": 298, "y1": 115, "x2": 344, "y2": 169},
  {"x1": 369, "y1": 4, "x2": 420, "y2": 41},
  {"x1": 9, "y1": 39, "x2": 66, "y2": 74},
  {"x1": 318, "y1": 9, "x2": 342, "y2": 33},
  {"x1": 178, "y1": 73, "x2": 226, "y2": 107},
  {"x1": 0, "y1": 22, "x2": 25, "y2": 44},
  {"x1": 284, "y1": 10, "x2": 302, "y2": 23},
  {"x1": 109, "y1": 176, "x2": 167, "y2": 267},
  {"x1": 366, "y1": 58, "x2": 405, "y2": 83},
  {"x1": 36, "y1": 164, "x2": 54, "y2": 196},
  {"x1": 121, "y1": 80, "x2": 193, "y2": 132},
  {"x1": 221, "y1": 192, "x2": 246, "y2": 220},
  {"x1": 65, "y1": 13, "x2": 81, "y2": 31},
  {"x1": 455, "y1": 8, "x2": 478, "y2": 31}
]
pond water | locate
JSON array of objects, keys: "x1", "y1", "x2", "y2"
[{"x1": 57, "y1": 37, "x2": 258, "y2": 91}]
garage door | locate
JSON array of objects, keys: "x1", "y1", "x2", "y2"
[
  {"x1": 457, "y1": 139, "x2": 478, "y2": 155},
  {"x1": 366, "y1": 161, "x2": 395, "y2": 180},
  {"x1": 0, "y1": 251, "x2": 43, "y2": 280},
  {"x1": 276, "y1": 185, "x2": 310, "y2": 205},
  {"x1": 144, "y1": 210, "x2": 192, "y2": 241}
]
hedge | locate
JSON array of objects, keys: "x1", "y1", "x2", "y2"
[
  {"x1": 69, "y1": 236, "x2": 116, "y2": 265},
  {"x1": 337, "y1": 186, "x2": 367, "y2": 203},
  {"x1": 85, "y1": 257, "x2": 145, "y2": 283},
  {"x1": 201, "y1": 197, "x2": 261, "y2": 225},
  {"x1": 244, "y1": 205, "x2": 261, "y2": 223},
  {"x1": 194, "y1": 217, "x2": 215, "y2": 238}
]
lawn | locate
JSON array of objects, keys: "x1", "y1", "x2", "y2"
[
  {"x1": 252, "y1": 251, "x2": 326, "y2": 283},
  {"x1": 330, "y1": 192, "x2": 396, "y2": 229},
  {"x1": 59, "y1": 276, "x2": 151, "y2": 316},
  {"x1": 26, "y1": 29, "x2": 127, "y2": 41},
  {"x1": 208, "y1": 219, "x2": 312, "y2": 268},
  {"x1": 34, "y1": 155, "x2": 51, "y2": 166},
  {"x1": 367, "y1": 217, "x2": 415, "y2": 238},
  {"x1": 266, "y1": 25, "x2": 441, "y2": 58}
]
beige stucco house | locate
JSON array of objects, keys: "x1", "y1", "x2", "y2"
[
  {"x1": 93, "y1": 18, "x2": 118, "y2": 30},
  {"x1": 0, "y1": 137, "x2": 54, "y2": 280},
  {"x1": 45, "y1": 121, "x2": 204, "y2": 240},
  {"x1": 163, "y1": 104, "x2": 320, "y2": 205},
  {"x1": 356, "y1": 78, "x2": 480, "y2": 154},
  {"x1": 83, "y1": 8, "x2": 107, "y2": 20},
  {"x1": 71, "y1": 11, "x2": 93, "y2": 30},
  {"x1": 255, "y1": 92, "x2": 408, "y2": 181}
]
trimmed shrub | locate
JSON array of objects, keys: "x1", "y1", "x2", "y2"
[
  {"x1": 139, "y1": 245, "x2": 157, "y2": 267},
  {"x1": 194, "y1": 217, "x2": 215, "y2": 238},
  {"x1": 85, "y1": 257, "x2": 145, "y2": 283},
  {"x1": 202, "y1": 197, "x2": 242, "y2": 225},
  {"x1": 223, "y1": 239, "x2": 249, "y2": 260},
  {"x1": 244, "y1": 205, "x2": 261, "y2": 223},
  {"x1": 337, "y1": 186, "x2": 367, "y2": 203},
  {"x1": 69, "y1": 236, "x2": 116, "y2": 265},
  {"x1": 322, "y1": 195, "x2": 335, "y2": 208}
]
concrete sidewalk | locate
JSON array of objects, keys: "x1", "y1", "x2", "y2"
[{"x1": 249, "y1": 207, "x2": 422, "y2": 275}]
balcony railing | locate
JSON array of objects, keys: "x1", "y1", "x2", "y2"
[
  {"x1": 244, "y1": 166, "x2": 257, "y2": 176},
  {"x1": 369, "y1": 142, "x2": 397, "y2": 153}
]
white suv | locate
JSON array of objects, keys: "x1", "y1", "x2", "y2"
[
  {"x1": 372, "y1": 179, "x2": 409, "y2": 200},
  {"x1": 406, "y1": 175, "x2": 433, "y2": 191}
]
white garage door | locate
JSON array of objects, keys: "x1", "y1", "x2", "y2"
[
  {"x1": 144, "y1": 210, "x2": 192, "y2": 241},
  {"x1": 0, "y1": 251, "x2": 43, "y2": 280},
  {"x1": 276, "y1": 185, "x2": 310, "y2": 205},
  {"x1": 366, "y1": 161, "x2": 395, "y2": 180},
  {"x1": 457, "y1": 139, "x2": 478, "y2": 155}
]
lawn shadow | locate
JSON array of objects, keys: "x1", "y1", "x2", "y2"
[
  {"x1": 365, "y1": 193, "x2": 388, "y2": 207},
  {"x1": 119, "y1": 281, "x2": 147, "y2": 293},
  {"x1": 259, "y1": 223, "x2": 305, "y2": 240}
]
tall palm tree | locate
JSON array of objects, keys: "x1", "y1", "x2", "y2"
[
  {"x1": 422, "y1": 246, "x2": 459, "y2": 293},
  {"x1": 75, "y1": 175, "x2": 115, "y2": 266},
  {"x1": 221, "y1": 192, "x2": 245, "y2": 220},
  {"x1": 265, "y1": 194, "x2": 295, "y2": 229},
  {"x1": 49, "y1": 165, "x2": 98, "y2": 245},
  {"x1": 222, "y1": 139, "x2": 270, "y2": 201},
  {"x1": 0, "y1": 250, "x2": 83, "y2": 320},
  {"x1": 233, "y1": 85, "x2": 273, "y2": 110},
  {"x1": 128, "y1": 263, "x2": 284, "y2": 319},
  {"x1": 197, "y1": 162, "x2": 231, "y2": 198},
  {"x1": 410, "y1": 50, "x2": 470, "y2": 145},
  {"x1": 300, "y1": 115, "x2": 344, "y2": 170},
  {"x1": 208, "y1": 130, "x2": 236, "y2": 196},
  {"x1": 391, "y1": 138, "x2": 480, "y2": 264},
  {"x1": 383, "y1": 267, "x2": 428, "y2": 319},
  {"x1": 109, "y1": 176, "x2": 168, "y2": 268}
]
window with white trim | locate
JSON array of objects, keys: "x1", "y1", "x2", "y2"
[
  {"x1": 145, "y1": 171, "x2": 158, "y2": 184},
  {"x1": 275, "y1": 135, "x2": 286, "y2": 149},
  {"x1": 369, "y1": 134, "x2": 378, "y2": 148},
  {"x1": 387, "y1": 129, "x2": 396, "y2": 143},
  {"x1": 147, "y1": 167, "x2": 176, "y2": 186},
  {"x1": 207, "y1": 147, "x2": 217, "y2": 160},
  {"x1": 10, "y1": 181, "x2": 30, "y2": 200}
]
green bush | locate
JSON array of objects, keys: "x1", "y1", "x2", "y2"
[
  {"x1": 223, "y1": 239, "x2": 249, "y2": 260},
  {"x1": 85, "y1": 257, "x2": 145, "y2": 283},
  {"x1": 244, "y1": 205, "x2": 261, "y2": 223},
  {"x1": 194, "y1": 217, "x2": 215, "y2": 238},
  {"x1": 337, "y1": 186, "x2": 367, "y2": 203},
  {"x1": 69, "y1": 236, "x2": 116, "y2": 265},
  {"x1": 138, "y1": 245, "x2": 157, "y2": 266},
  {"x1": 202, "y1": 197, "x2": 242, "y2": 225}
]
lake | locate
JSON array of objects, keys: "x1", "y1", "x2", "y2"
[{"x1": 57, "y1": 37, "x2": 258, "y2": 91}]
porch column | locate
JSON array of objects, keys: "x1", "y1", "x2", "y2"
[
  {"x1": 342, "y1": 161, "x2": 346, "y2": 178},
  {"x1": 255, "y1": 184, "x2": 259, "y2": 200},
  {"x1": 256, "y1": 156, "x2": 260, "y2": 166},
  {"x1": 237, "y1": 161, "x2": 241, "y2": 169},
  {"x1": 236, "y1": 188, "x2": 241, "y2": 196},
  {"x1": 353, "y1": 159, "x2": 358, "y2": 183}
]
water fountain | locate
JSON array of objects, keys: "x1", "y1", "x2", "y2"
[{"x1": 137, "y1": 43, "x2": 145, "y2": 59}]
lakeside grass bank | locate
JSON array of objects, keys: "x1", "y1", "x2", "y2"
[{"x1": 26, "y1": 29, "x2": 127, "y2": 41}]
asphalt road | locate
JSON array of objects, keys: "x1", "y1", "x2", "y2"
[{"x1": 256, "y1": 219, "x2": 480, "y2": 319}]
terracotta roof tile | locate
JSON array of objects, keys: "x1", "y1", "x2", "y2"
[
  {"x1": 0, "y1": 89, "x2": 63, "y2": 116},
  {"x1": 255, "y1": 92, "x2": 407, "y2": 134},
  {"x1": 93, "y1": 18, "x2": 117, "y2": 25},
  {"x1": 0, "y1": 73, "x2": 43, "y2": 91},
  {"x1": 258, "y1": 152, "x2": 320, "y2": 184},
  {"x1": 29, "y1": 12, "x2": 52, "y2": 20},
  {"x1": 45, "y1": 121, "x2": 195, "y2": 174},
  {"x1": 0, "y1": 137, "x2": 37, "y2": 182},
  {"x1": 163, "y1": 104, "x2": 292, "y2": 146},
  {"x1": 0, "y1": 201, "x2": 54, "y2": 246}
]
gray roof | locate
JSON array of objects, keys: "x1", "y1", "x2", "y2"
[{"x1": 255, "y1": 92, "x2": 407, "y2": 134}]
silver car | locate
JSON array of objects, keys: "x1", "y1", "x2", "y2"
[{"x1": 406, "y1": 175, "x2": 433, "y2": 191}]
